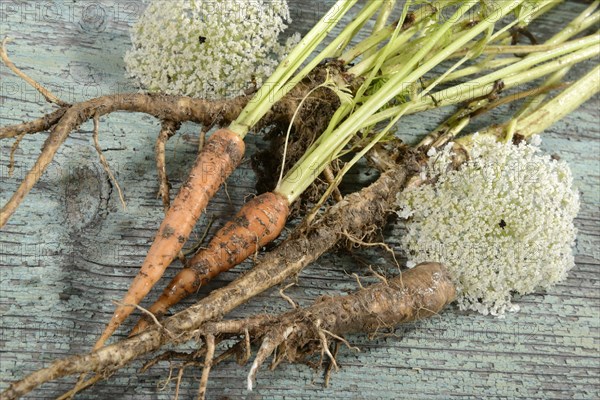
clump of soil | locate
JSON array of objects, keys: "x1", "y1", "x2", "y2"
[{"x1": 252, "y1": 61, "x2": 360, "y2": 214}]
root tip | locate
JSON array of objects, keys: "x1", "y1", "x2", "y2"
[{"x1": 247, "y1": 362, "x2": 258, "y2": 391}]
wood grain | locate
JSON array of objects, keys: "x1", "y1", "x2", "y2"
[{"x1": 1, "y1": 1, "x2": 598, "y2": 399}]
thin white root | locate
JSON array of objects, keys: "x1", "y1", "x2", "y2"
[
  {"x1": 247, "y1": 339, "x2": 276, "y2": 391},
  {"x1": 173, "y1": 364, "x2": 187, "y2": 400},
  {"x1": 368, "y1": 265, "x2": 389, "y2": 285},
  {"x1": 247, "y1": 326, "x2": 293, "y2": 391},
  {"x1": 197, "y1": 335, "x2": 215, "y2": 400},
  {"x1": 157, "y1": 362, "x2": 175, "y2": 391},
  {"x1": 279, "y1": 282, "x2": 298, "y2": 309},
  {"x1": 321, "y1": 328, "x2": 360, "y2": 353},
  {"x1": 323, "y1": 342, "x2": 339, "y2": 388},
  {"x1": 352, "y1": 272, "x2": 364, "y2": 289},
  {"x1": 342, "y1": 229, "x2": 400, "y2": 270},
  {"x1": 198, "y1": 126, "x2": 207, "y2": 152},
  {"x1": 56, "y1": 374, "x2": 103, "y2": 400},
  {"x1": 317, "y1": 329, "x2": 339, "y2": 372},
  {"x1": 8, "y1": 132, "x2": 26, "y2": 177},
  {"x1": 243, "y1": 328, "x2": 251, "y2": 365},
  {"x1": 93, "y1": 114, "x2": 126, "y2": 208},
  {"x1": 114, "y1": 301, "x2": 178, "y2": 340},
  {"x1": 322, "y1": 165, "x2": 344, "y2": 202}
]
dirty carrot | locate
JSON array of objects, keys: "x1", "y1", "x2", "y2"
[
  {"x1": 93, "y1": 0, "x2": 358, "y2": 348},
  {"x1": 1, "y1": 155, "x2": 416, "y2": 400},
  {"x1": 93, "y1": 128, "x2": 245, "y2": 350},
  {"x1": 130, "y1": 192, "x2": 290, "y2": 335}
]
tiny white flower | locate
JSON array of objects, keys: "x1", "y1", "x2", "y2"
[
  {"x1": 125, "y1": 0, "x2": 299, "y2": 100},
  {"x1": 396, "y1": 135, "x2": 579, "y2": 315}
]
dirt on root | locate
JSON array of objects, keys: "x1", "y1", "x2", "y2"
[
  {"x1": 252, "y1": 61, "x2": 362, "y2": 214},
  {"x1": 235, "y1": 262, "x2": 456, "y2": 384}
]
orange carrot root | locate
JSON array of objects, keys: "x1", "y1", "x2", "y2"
[
  {"x1": 94, "y1": 128, "x2": 245, "y2": 350},
  {"x1": 130, "y1": 191, "x2": 290, "y2": 336}
]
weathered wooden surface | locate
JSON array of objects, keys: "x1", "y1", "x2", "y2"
[{"x1": 0, "y1": 1, "x2": 598, "y2": 399}]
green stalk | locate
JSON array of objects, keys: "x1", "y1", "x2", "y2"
[
  {"x1": 309, "y1": 1, "x2": 424, "y2": 154},
  {"x1": 228, "y1": 0, "x2": 358, "y2": 137},
  {"x1": 371, "y1": 0, "x2": 396, "y2": 37},
  {"x1": 516, "y1": 65, "x2": 599, "y2": 138},
  {"x1": 451, "y1": 40, "x2": 592, "y2": 57},
  {"x1": 486, "y1": 0, "x2": 563, "y2": 45},
  {"x1": 434, "y1": 57, "x2": 520, "y2": 85},
  {"x1": 367, "y1": 34, "x2": 599, "y2": 126},
  {"x1": 341, "y1": 3, "x2": 438, "y2": 65},
  {"x1": 422, "y1": 37, "x2": 599, "y2": 109},
  {"x1": 332, "y1": 3, "x2": 382, "y2": 59},
  {"x1": 546, "y1": 1, "x2": 598, "y2": 44},
  {"x1": 269, "y1": 0, "x2": 384, "y2": 148},
  {"x1": 417, "y1": 4, "x2": 597, "y2": 153},
  {"x1": 348, "y1": 20, "x2": 428, "y2": 77},
  {"x1": 474, "y1": 64, "x2": 600, "y2": 141},
  {"x1": 515, "y1": 4, "x2": 599, "y2": 117},
  {"x1": 340, "y1": 20, "x2": 397, "y2": 63},
  {"x1": 382, "y1": 0, "x2": 557, "y2": 76},
  {"x1": 329, "y1": 28, "x2": 517, "y2": 199},
  {"x1": 276, "y1": 1, "x2": 524, "y2": 202},
  {"x1": 382, "y1": 0, "x2": 553, "y2": 75},
  {"x1": 356, "y1": 1, "x2": 413, "y2": 102},
  {"x1": 312, "y1": 2, "x2": 481, "y2": 154},
  {"x1": 362, "y1": 0, "x2": 397, "y2": 59},
  {"x1": 314, "y1": 100, "x2": 413, "y2": 207},
  {"x1": 312, "y1": 23, "x2": 578, "y2": 204},
  {"x1": 417, "y1": 81, "x2": 570, "y2": 150}
]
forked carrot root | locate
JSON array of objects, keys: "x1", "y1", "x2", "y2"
[
  {"x1": 94, "y1": 128, "x2": 245, "y2": 350},
  {"x1": 129, "y1": 191, "x2": 290, "y2": 336}
]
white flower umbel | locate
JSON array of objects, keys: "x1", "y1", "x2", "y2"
[
  {"x1": 124, "y1": 0, "x2": 299, "y2": 100},
  {"x1": 397, "y1": 135, "x2": 580, "y2": 316}
]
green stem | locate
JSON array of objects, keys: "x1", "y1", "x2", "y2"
[
  {"x1": 277, "y1": 1, "x2": 524, "y2": 202},
  {"x1": 362, "y1": 0, "x2": 397, "y2": 59},
  {"x1": 275, "y1": 83, "x2": 325, "y2": 188},
  {"x1": 546, "y1": 1, "x2": 598, "y2": 45},
  {"x1": 355, "y1": 0, "x2": 413, "y2": 103},
  {"x1": 424, "y1": 115, "x2": 472, "y2": 152},
  {"x1": 315, "y1": 101, "x2": 413, "y2": 208},
  {"x1": 381, "y1": 0, "x2": 555, "y2": 75},
  {"x1": 310, "y1": 1, "x2": 425, "y2": 155},
  {"x1": 419, "y1": 82, "x2": 569, "y2": 150},
  {"x1": 478, "y1": 64, "x2": 600, "y2": 140},
  {"x1": 452, "y1": 41, "x2": 591, "y2": 57},
  {"x1": 341, "y1": 2, "x2": 440, "y2": 67},
  {"x1": 433, "y1": 57, "x2": 519, "y2": 85},
  {"x1": 340, "y1": 21, "x2": 397, "y2": 64},
  {"x1": 228, "y1": 0, "x2": 358, "y2": 137},
  {"x1": 515, "y1": 6, "x2": 599, "y2": 117},
  {"x1": 348, "y1": 19, "x2": 425, "y2": 77},
  {"x1": 487, "y1": 0, "x2": 563, "y2": 45},
  {"x1": 367, "y1": 35, "x2": 599, "y2": 126}
]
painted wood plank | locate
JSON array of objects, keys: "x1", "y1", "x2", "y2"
[{"x1": 1, "y1": 1, "x2": 598, "y2": 399}]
